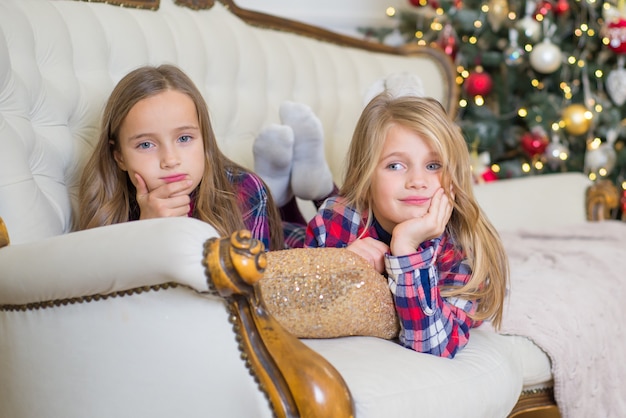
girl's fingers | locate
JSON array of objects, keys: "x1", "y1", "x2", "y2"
[
  {"x1": 347, "y1": 237, "x2": 389, "y2": 273},
  {"x1": 136, "y1": 176, "x2": 192, "y2": 219},
  {"x1": 169, "y1": 178, "x2": 194, "y2": 197},
  {"x1": 134, "y1": 173, "x2": 149, "y2": 196},
  {"x1": 427, "y1": 188, "x2": 451, "y2": 234},
  {"x1": 145, "y1": 178, "x2": 192, "y2": 199}
]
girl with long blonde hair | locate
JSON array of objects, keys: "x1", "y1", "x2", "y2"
[{"x1": 306, "y1": 94, "x2": 508, "y2": 358}]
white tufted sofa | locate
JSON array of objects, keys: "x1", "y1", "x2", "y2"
[{"x1": 3, "y1": 0, "x2": 622, "y2": 417}]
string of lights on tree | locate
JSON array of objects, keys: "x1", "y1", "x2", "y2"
[{"x1": 359, "y1": 0, "x2": 626, "y2": 216}]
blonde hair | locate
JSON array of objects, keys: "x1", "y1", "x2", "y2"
[
  {"x1": 77, "y1": 64, "x2": 284, "y2": 250},
  {"x1": 342, "y1": 94, "x2": 508, "y2": 328}
]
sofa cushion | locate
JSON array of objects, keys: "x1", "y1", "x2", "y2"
[
  {"x1": 305, "y1": 327, "x2": 523, "y2": 418},
  {"x1": 509, "y1": 335, "x2": 553, "y2": 389}
]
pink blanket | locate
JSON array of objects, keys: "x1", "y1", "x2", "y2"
[{"x1": 496, "y1": 221, "x2": 626, "y2": 417}]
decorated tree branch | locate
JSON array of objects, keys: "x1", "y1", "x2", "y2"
[{"x1": 359, "y1": 0, "x2": 626, "y2": 218}]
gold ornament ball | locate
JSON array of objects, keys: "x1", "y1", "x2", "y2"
[{"x1": 562, "y1": 104, "x2": 592, "y2": 136}]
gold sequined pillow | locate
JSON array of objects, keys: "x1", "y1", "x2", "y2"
[{"x1": 258, "y1": 248, "x2": 399, "y2": 339}]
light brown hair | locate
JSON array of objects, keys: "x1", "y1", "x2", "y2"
[
  {"x1": 342, "y1": 93, "x2": 508, "y2": 328},
  {"x1": 77, "y1": 64, "x2": 284, "y2": 250}
]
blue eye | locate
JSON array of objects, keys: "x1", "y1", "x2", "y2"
[
  {"x1": 178, "y1": 135, "x2": 192, "y2": 143},
  {"x1": 427, "y1": 162, "x2": 442, "y2": 170},
  {"x1": 387, "y1": 162, "x2": 403, "y2": 171},
  {"x1": 138, "y1": 142, "x2": 153, "y2": 149}
]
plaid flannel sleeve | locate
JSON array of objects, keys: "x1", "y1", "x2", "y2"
[
  {"x1": 232, "y1": 170, "x2": 272, "y2": 251},
  {"x1": 385, "y1": 235, "x2": 476, "y2": 358},
  {"x1": 304, "y1": 196, "x2": 364, "y2": 248}
]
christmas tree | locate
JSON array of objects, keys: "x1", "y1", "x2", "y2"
[{"x1": 359, "y1": 0, "x2": 626, "y2": 218}]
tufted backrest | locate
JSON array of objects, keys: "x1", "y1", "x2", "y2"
[{"x1": 0, "y1": 0, "x2": 456, "y2": 245}]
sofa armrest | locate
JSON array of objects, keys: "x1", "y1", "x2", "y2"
[
  {"x1": 0, "y1": 216, "x2": 355, "y2": 418},
  {"x1": 0, "y1": 217, "x2": 216, "y2": 306},
  {"x1": 472, "y1": 172, "x2": 592, "y2": 231},
  {"x1": 0, "y1": 217, "x2": 277, "y2": 418}
]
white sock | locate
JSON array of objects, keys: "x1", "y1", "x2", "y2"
[
  {"x1": 279, "y1": 101, "x2": 333, "y2": 201},
  {"x1": 253, "y1": 124, "x2": 295, "y2": 207}
]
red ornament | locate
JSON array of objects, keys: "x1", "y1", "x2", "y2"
[
  {"x1": 605, "y1": 18, "x2": 626, "y2": 54},
  {"x1": 464, "y1": 70, "x2": 493, "y2": 97},
  {"x1": 521, "y1": 131, "x2": 549, "y2": 157},
  {"x1": 554, "y1": 0, "x2": 570, "y2": 15},
  {"x1": 408, "y1": 0, "x2": 423, "y2": 6},
  {"x1": 481, "y1": 167, "x2": 498, "y2": 182}
]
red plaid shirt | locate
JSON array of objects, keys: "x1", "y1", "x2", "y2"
[
  {"x1": 227, "y1": 168, "x2": 305, "y2": 250},
  {"x1": 305, "y1": 196, "x2": 479, "y2": 358}
]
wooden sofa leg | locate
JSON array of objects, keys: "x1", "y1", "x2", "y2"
[
  {"x1": 203, "y1": 230, "x2": 354, "y2": 418},
  {"x1": 508, "y1": 388, "x2": 560, "y2": 418},
  {"x1": 586, "y1": 179, "x2": 619, "y2": 221}
]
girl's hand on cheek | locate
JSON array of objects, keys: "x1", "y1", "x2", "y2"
[
  {"x1": 391, "y1": 188, "x2": 453, "y2": 256},
  {"x1": 346, "y1": 237, "x2": 389, "y2": 274},
  {"x1": 135, "y1": 173, "x2": 192, "y2": 220}
]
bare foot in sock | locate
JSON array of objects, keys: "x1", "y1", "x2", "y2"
[
  {"x1": 279, "y1": 101, "x2": 333, "y2": 201},
  {"x1": 253, "y1": 124, "x2": 295, "y2": 207}
]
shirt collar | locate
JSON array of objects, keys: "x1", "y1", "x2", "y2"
[{"x1": 372, "y1": 216, "x2": 392, "y2": 246}]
